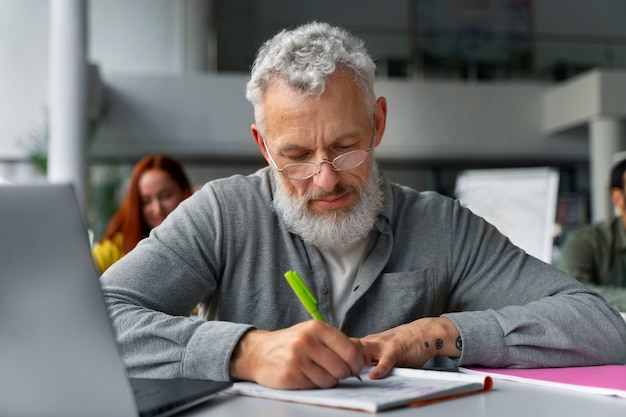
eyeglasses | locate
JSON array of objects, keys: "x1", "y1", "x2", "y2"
[{"x1": 262, "y1": 129, "x2": 375, "y2": 180}]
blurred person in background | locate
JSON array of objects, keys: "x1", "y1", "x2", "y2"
[
  {"x1": 92, "y1": 154, "x2": 192, "y2": 274},
  {"x1": 559, "y1": 158, "x2": 626, "y2": 312}
]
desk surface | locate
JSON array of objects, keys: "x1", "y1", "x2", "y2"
[{"x1": 181, "y1": 379, "x2": 626, "y2": 417}]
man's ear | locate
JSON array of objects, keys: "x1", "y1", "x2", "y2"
[
  {"x1": 251, "y1": 124, "x2": 270, "y2": 164},
  {"x1": 373, "y1": 97, "x2": 387, "y2": 148}
]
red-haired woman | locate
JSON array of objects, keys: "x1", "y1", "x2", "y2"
[{"x1": 93, "y1": 154, "x2": 192, "y2": 274}]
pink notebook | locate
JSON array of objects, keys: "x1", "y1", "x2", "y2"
[{"x1": 460, "y1": 365, "x2": 626, "y2": 398}]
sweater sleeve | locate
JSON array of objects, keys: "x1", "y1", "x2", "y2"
[
  {"x1": 441, "y1": 199, "x2": 626, "y2": 368},
  {"x1": 100, "y1": 184, "x2": 254, "y2": 382}
]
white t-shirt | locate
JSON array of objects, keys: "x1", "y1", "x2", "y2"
[{"x1": 318, "y1": 235, "x2": 371, "y2": 325}]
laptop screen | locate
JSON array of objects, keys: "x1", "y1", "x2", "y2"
[{"x1": 0, "y1": 183, "x2": 139, "y2": 416}]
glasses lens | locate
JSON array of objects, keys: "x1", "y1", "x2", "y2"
[
  {"x1": 333, "y1": 150, "x2": 368, "y2": 170},
  {"x1": 279, "y1": 150, "x2": 370, "y2": 180},
  {"x1": 282, "y1": 163, "x2": 317, "y2": 180}
]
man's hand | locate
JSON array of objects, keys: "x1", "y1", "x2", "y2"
[
  {"x1": 359, "y1": 317, "x2": 461, "y2": 379},
  {"x1": 229, "y1": 320, "x2": 365, "y2": 389}
]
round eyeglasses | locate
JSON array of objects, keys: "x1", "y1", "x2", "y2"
[{"x1": 262, "y1": 130, "x2": 375, "y2": 180}]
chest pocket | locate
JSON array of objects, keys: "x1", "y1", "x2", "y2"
[{"x1": 345, "y1": 268, "x2": 440, "y2": 336}]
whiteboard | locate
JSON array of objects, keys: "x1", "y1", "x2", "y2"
[{"x1": 454, "y1": 167, "x2": 559, "y2": 263}]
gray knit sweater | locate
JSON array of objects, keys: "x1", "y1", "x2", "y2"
[{"x1": 100, "y1": 167, "x2": 626, "y2": 382}]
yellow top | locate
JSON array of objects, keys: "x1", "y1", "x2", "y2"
[{"x1": 92, "y1": 232, "x2": 124, "y2": 274}]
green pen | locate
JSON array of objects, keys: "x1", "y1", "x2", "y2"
[
  {"x1": 284, "y1": 270, "x2": 326, "y2": 322},
  {"x1": 283, "y1": 270, "x2": 363, "y2": 383}
]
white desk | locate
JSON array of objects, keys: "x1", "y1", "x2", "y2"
[{"x1": 181, "y1": 379, "x2": 626, "y2": 417}]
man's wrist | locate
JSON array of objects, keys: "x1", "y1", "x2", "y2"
[
  {"x1": 421, "y1": 317, "x2": 462, "y2": 359},
  {"x1": 229, "y1": 328, "x2": 264, "y2": 381}
]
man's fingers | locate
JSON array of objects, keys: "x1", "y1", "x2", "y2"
[
  {"x1": 359, "y1": 335, "x2": 399, "y2": 379},
  {"x1": 368, "y1": 355, "x2": 396, "y2": 379},
  {"x1": 255, "y1": 321, "x2": 366, "y2": 389},
  {"x1": 310, "y1": 322, "x2": 366, "y2": 380}
]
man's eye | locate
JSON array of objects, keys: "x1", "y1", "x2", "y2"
[
  {"x1": 287, "y1": 153, "x2": 310, "y2": 162},
  {"x1": 333, "y1": 144, "x2": 356, "y2": 154}
]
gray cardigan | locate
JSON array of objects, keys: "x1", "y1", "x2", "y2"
[{"x1": 100, "y1": 167, "x2": 626, "y2": 382}]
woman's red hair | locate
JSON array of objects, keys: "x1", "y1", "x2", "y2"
[{"x1": 99, "y1": 154, "x2": 192, "y2": 253}]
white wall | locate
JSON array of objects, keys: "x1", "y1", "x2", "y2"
[
  {"x1": 0, "y1": 0, "x2": 49, "y2": 159},
  {"x1": 89, "y1": 71, "x2": 592, "y2": 164},
  {"x1": 91, "y1": 73, "x2": 257, "y2": 158},
  {"x1": 377, "y1": 80, "x2": 585, "y2": 160},
  {"x1": 89, "y1": 0, "x2": 184, "y2": 74}
]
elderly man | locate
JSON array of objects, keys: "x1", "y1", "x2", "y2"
[{"x1": 101, "y1": 21, "x2": 626, "y2": 390}]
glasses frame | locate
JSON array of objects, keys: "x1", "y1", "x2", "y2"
[{"x1": 261, "y1": 127, "x2": 376, "y2": 180}]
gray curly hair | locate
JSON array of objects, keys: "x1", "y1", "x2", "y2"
[{"x1": 245, "y1": 21, "x2": 377, "y2": 130}]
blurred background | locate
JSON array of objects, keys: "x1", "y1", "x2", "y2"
[{"x1": 2, "y1": 0, "x2": 625, "y2": 254}]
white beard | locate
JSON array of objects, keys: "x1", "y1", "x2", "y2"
[{"x1": 272, "y1": 161, "x2": 384, "y2": 250}]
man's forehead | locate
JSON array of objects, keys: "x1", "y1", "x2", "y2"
[{"x1": 273, "y1": 129, "x2": 365, "y2": 148}]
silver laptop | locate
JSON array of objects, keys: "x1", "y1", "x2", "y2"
[{"x1": 0, "y1": 183, "x2": 231, "y2": 417}]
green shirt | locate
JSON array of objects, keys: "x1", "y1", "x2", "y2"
[{"x1": 559, "y1": 217, "x2": 626, "y2": 311}]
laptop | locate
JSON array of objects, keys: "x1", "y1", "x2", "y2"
[{"x1": 0, "y1": 183, "x2": 232, "y2": 417}]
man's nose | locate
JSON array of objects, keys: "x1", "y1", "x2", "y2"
[{"x1": 313, "y1": 160, "x2": 340, "y2": 191}]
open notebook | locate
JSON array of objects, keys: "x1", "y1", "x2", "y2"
[
  {"x1": 227, "y1": 366, "x2": 492, "y2": 412},
  {"x1": 0, "y1": 183, "x2": 231, "y2": 417}
]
